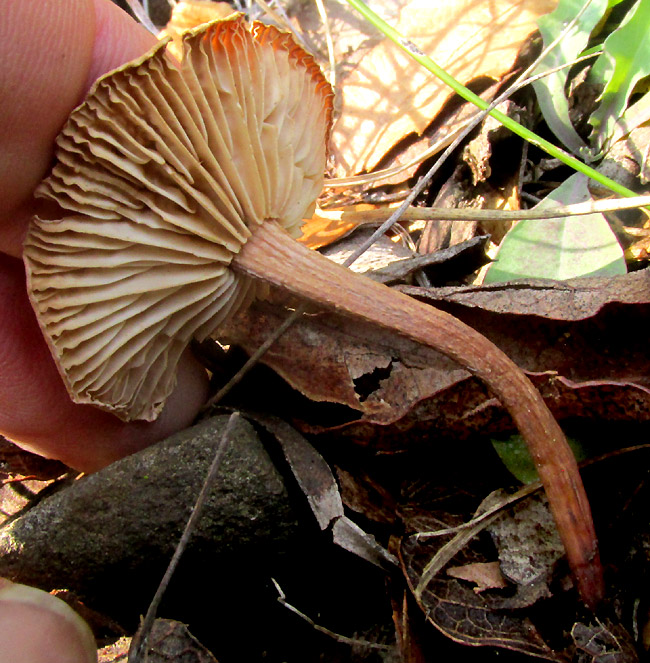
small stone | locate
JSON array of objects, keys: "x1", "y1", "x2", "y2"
[{"x1": 0, "y1": 415, "x2": 300, "y2": 612}]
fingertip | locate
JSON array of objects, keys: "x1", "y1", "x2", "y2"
[
  {"x1": 0, "y1": 580, "x2": 97, "y2": 663},
  {"x1": 0, "y1": 0, "x2": 95, "y2": 216},
  {"x1": 0, "y1": 0, "x2": 157, "y2": 251}
]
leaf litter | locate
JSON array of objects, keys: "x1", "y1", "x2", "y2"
[{"x1": 5, "y1": 0, "x2": 650, "y2": 662}]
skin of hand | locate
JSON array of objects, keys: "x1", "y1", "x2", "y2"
[
  {"x1": 0, "y1": 0, "x2": 209, "y2": 473},
  {"x1": 0, "y1": 579, "x2": 98, "y2": 663}
]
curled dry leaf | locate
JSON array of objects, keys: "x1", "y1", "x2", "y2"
[
  {"x1": 24, "y1": 16, "x2": 333, "y2": 421},
  {"x1": 134, "y1": 618, "x2": 219, "y2": 663},
  {"x1": 400, "y1": 536, "x2": 562, "y2": 660},
  {"x1": 446, "y1": 561, "x2": 508, "y2": 593},
  {"x1": 222, "y1": 270, "x2": 650, "y2": 443}
]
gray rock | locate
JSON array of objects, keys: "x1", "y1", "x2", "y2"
[{"x1": 0, "y1": 415, "x2": 300, "y2": 614}]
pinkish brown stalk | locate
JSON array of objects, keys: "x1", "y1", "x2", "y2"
[{"x1": 234, "y1": 219, "x2": 604, "y2": 608}]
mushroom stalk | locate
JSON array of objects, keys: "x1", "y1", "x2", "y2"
[{"x1": 234, "y1": 219, "x2": 604, "y2": 609}]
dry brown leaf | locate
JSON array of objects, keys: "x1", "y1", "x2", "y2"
[
  {"x1": 400, "y1": 536, "x2": 562, "y2": 659},
  {"x1": 331, "y1": 0, "x2": 557, "y2": 177},
  {"x1": 132, "y1": 619, "x2": 219, "y2": 662},
  {"x1": 572, "y1": 620, "x2": 639, "y2": 663},
  {"x1": 298, "y1": 207, "x2": 367, "y2": 249},
  {"x1": 446, "y1": 561, "x2": 508, "y2": 593},
  {"x1": 221, "y1": 270, "x2": 650, "y2": 448}
]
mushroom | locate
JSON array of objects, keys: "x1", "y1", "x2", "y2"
[{"x1": 23, "y1": 16, "x2": 602, "y2": 606}]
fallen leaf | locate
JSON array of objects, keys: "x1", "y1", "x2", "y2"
[
  {"x1": 320, "y1": 227, "x2": 415, "y2": 275},
  {"x1": 136, "y1": 619, "x2": 219, "y2": 663},
  {"x1": 298, "y1": 209, "x2": 367, "y2": 250},
  {"x1": 371, "y1": 236, "x2": 490, "y2": 285},
  {"x1": 289, "y1": 0, "x2": 396, "y2": 71},
  {"x1": 249, "y1": 413, "x2": 397, "y2": 570},
  {"x1": 402, "y1": 267, "x2": 650, "y2": 318},
  {"x1": 446, "y1": 561, "x2": 508, "y2": 593},
  {"x1": 462, "y1": 102, "x2": 520, "y2": 186},
  {"x1": 488, "y1": 494, "x2": 563, "y2": 594},
  {"x1": 336, "y1": 466, "x2": 398, "y2": 525},
  {"x1": 0, "y1": 437, "x2": 68, "y2": 482},
  {"x1": 400, "y1": 535, "x2": 563, "y2": 660},
  {"x1": 390, "y1": 589, "x2": 429, "y2": 663},
  {"x1": 98, "y1": 636, "x2": 130, "y2": 663},
  {"x1": 572, "y1": 620, "x2": 639, "y2": 663},
  {"x1": 331, "y1": 0, "x2": 557, "y2": 177},
  {"x1": 221, "y1": 269, "x2": 650, "y2": 448}
]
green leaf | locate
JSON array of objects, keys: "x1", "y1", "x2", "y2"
[
  {"x1": 483, "y1": 173, "x2": 626, "y2": 283},
  {"x1": 607, "y1": 87, "x2": 650, "y2": 146},
  {"x1": 589, "y1": 0, "x2": 650, "y2": 151},
  {"x1": 492, "y1": 433, "x2": 587, "y2": 484},
  {"x1": 532, "y1": 0, "x2": 609, "y2": 159}
]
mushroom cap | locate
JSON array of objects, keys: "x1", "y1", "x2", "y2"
[{"x1": 23, "y1": 16, "x2": 333, "y2": 422}]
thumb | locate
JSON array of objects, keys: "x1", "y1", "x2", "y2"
[
  {"x1": 0, "y1": 579, "x2": 97, "y2": 663},
  {"x1": 0, "y1": 0, "x2": 157, "y2": 257}
]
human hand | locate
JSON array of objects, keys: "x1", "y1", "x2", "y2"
[{"x1": 0, "y1": 0, "x2": 209, "y2": 473}]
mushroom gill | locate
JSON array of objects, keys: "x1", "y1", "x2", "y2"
[{"x1": 24, "y1": 16, "x2": 332, "y2": 422}]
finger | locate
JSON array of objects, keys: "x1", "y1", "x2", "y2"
[
  {"x1": 0, "y1": 256, "x2": 208, "y2": 472},
  {"x1": 0, "y1": 0, "x2": 157, "y2": 257},
  {"x1": 0, "y1": 579, "x2": 97, "y2": 663},
  {"x1": 0, "y1": 1, "x2": 209, "y2": 472}
]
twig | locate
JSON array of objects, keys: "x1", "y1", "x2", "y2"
[
  {"x1": 415, "y1": 483, "x2": 542, "y2": 540},
  {"x1": 272, "y1": 579, "x2": 392, "y2": 651},
  {"x1": 316, "y1": 195, "x2": 650, "y2": 225},
  {"x1": 128, "y1": 413, "x2": 240, "y2": 662},
  {"x1": 314, "y1": 0, "x2": 336, "y2": 87}
]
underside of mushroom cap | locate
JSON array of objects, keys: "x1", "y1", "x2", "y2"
[{"x1": 23, "y1": 15, "x2": 333, "y2": 422}]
